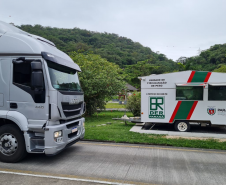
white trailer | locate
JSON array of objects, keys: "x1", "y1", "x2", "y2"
[{"x1": 139, "y1": 71, "x2": 226, "y2": 132}]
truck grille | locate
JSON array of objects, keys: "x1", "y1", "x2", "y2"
[
  {"x1": 66, "y1": 121, "x2": 79, "y2": 129},
  {"x1": 61, "y1": 102, "x2": 83, "y2": 117},
  {"x1": 68, "y1": 131, "x2": 78, "y2": 139}
]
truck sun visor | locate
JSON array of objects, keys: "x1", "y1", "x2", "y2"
[{"x1": 41, "y1": 52, "x2": 81, "y2": 72}]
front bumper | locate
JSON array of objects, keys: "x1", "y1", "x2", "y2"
[{"x1": 44, "y1": 117, "x2": 85, "y2": 155}]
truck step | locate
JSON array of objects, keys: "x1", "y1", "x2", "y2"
[{"x1": 31, "y1": 149, "x2": 44, "y2": 153}]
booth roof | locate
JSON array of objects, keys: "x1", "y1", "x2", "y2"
[{"x1": 125, "y1": 83, "x2": 138, "y2": 91}]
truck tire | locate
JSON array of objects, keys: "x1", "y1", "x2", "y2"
[
  {"x1": 0, "y1": 124, "x2": 27, "y2": 163},
  {"x1": 174, "y1": 121, "x2": 190, "y2": 132}
]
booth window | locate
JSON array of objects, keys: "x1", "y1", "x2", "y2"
[
  {"x1": 208, "y1": 85, "x2": 226, "y2": 100},
  {"x1": 176, "y1": 86, "x2": 203, "y2": 100}
]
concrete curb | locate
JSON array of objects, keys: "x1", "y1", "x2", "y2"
[{"x1": 130, "y1": 125, "x2": 226, "y2": 139}]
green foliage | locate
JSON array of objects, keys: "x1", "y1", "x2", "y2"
[
  {"x1": 19, "y1": 24, "x2": 157, "y2": 67},
  {"x1": 18, "y1": 24, "x2": 178, "y2": 89},
  {"x1": 119, "y1": 96, "x2": 124, "y2": 101},
  {"x1": 125, "y1": 92, "x2": 141, "y2": 116},
  {"x1": 105, "y1": 103, "x2": 125, "y2": 109},
  {"x1": 184, "y1": 44, "x2": 226, "y2": 71},
  {"x1": 123, "y1": 59, "x2": 177, "y2": 88},
  {"x1": 112, "y1": 95, "x2": 119, "y2": 100},
  {"x1": 177, "y1": 62, "x2": 185, "y2": 71},
  {"x1": 123, "y1": 60, "x2": 155, "y2": 88},
  {"x1": 69, "y1": 52, "x2": 125, "y2": 115},
  {"x1": 213, "y1": 64, "x2": 226, "y2": 73},
  {"x1": 19, "y1": 24, "x2": 226, "y2": 86}
]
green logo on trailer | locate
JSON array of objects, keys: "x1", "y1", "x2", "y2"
[{"x1": 149, "y1": 97, "x2": 165, "y2": 119}]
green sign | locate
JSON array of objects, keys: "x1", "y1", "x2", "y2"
[{"x1": 149, "y1": 97, "x2": 165, "y2": 119}]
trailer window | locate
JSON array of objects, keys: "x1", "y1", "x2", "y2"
[
  {"x1": 208, "y1": 85, "x2": 226, "y2": 100},
  {"x1": 176, "y1": 86, "x2": 203, "y2": 100}
]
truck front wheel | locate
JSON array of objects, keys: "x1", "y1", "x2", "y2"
[
  {"x1": 174, "y1": 121, "x2": 190, "y2": 132},
  {"x1": 0, "y1": 124, "x2": 27, "y2": 163}
]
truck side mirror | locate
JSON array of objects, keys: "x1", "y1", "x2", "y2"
[
  {"x1": 31, "y1": 61, "x2": 44, "y2": 89},
  {"x1": 31, "y1": 61, "x2": 42, "y2": 70},
  {"x1": 31, "y1": 71, "x2": 44, "y2": 88}
]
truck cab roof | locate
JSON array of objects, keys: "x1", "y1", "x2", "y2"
[{"x1": 0, "y1": 21, "x2": 80, "y2": 71}]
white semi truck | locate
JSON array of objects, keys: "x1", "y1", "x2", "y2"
[
  {"x1": 140, "y1": 71, "x2": 226, "y2": 132},
  {"x1": 0, "y1": 21, "x2": 85, "y2": 162}
]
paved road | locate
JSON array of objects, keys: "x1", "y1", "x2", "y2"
[
  {"x1": 1, "y1": 141, "x2": 226, "y2": 185},
  {"x1": 0, "y1": 173, "x2": 103, "y2": 185}
]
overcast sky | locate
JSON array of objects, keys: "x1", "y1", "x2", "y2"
[{"x1": 0, "y1": 0, "x2": 226, "y2": 61}]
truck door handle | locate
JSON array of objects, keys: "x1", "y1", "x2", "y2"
[{"x1": 10, "y1": 103, "x2": 18, "y2": 109}]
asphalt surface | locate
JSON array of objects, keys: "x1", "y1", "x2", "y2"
[
  {"x1": 0, "y1": 173, "x2": 103, "y2": 185},
  {"x1": 1, "y1": 141, "x2": 226, "y2": 185}
]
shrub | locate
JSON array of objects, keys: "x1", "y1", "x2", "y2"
[{"x1": 125, "y1": 92, "x2": 141, "y2": 116}]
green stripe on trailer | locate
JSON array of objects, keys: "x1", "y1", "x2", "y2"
[
  {"x1": 174, "y1": 101, "x2": 195, "y2": 120},
  {"x1": 191, "y1": 71, "x2": 209, "y2": 82},
  {"x1": 169, "y1": 71, "x2": 211, "y2": 123}
]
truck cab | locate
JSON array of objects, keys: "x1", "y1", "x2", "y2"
[{"x1": 0, "y1": 21, "x2": 85, "y2": 162}]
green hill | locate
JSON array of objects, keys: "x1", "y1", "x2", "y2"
[
  {"x1": 19, "y1": 24, "x2": 175, "y2": 69},
  {"x1": 184, "y1": 44, "x2": 226, "y2": 71},
  {"x1": 19, "y1": 25, "x2": 226, "y2": 88}
]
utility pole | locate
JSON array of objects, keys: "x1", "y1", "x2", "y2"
[{"x1": 197, "y1": 48, "x2": 201, "y2": 55}]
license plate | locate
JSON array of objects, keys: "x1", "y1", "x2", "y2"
[
  {"x1": 56, "y1": 137, "x2": 63, "y2": 143},
  {"x1": 72, "y1": 127, "x2": 78, "y2": 133}
]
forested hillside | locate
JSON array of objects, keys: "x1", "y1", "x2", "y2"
[
  {"x1": 18, "y1": 25, "x2": 226, "y2": 88},
  {"x1": 18, "y1": 24, "x2": 175, "y2": 68},
  {"x1": 183, "y1": 44, "x2": 226, "y2": 72}
]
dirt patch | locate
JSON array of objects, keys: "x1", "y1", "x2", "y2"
[{"x1": 165, "y1": 135, "x2": 226, "y2": 142}]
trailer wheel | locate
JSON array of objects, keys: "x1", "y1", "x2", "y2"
[
  {"x1": 174, "y1": 121, "x2": 190, "y2": 132},
  {"x1": 0, "y1": 124, "x2": 27, "y2": 163}
]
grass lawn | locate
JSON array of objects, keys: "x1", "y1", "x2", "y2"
[
  {"x1": 105, "y1": 103, "x2": 125, "y2": 109},
  {"x1": 84, "y1": 111, "x2": 226, "y2": 150}
]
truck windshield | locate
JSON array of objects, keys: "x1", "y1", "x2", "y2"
[{"x1": 46, "y1": 60, "x2": 82, "y2": 91}]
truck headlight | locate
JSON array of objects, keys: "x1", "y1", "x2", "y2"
[
  {"x1": 83, "y1": 122, "x2": 85, "y2": 127},
  {"x1": 54, "y1": 130, "x2": 62, "y2": 138}
]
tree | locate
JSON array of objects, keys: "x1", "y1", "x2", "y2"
[
  {"x1": 18, "y1": 24, "x2": 174, "y2": 68},
  {"x1": 183, "y1": 44, "x2": 226, "y2": 71},
  {"x1": 177, "y1": 62, "x2": 185, "y2": 71},
  {"x1": 122, "y1": 59, "x2": 176, "y2": 88},
  {"x1": 70, "y1": 52, "x2": 125, "y2": 115},
  {"x1": 213, "y1": 64, "x2": 226, "y2": 73},
  {"x1": 123, "y1": 60, "x2": 156, "y2": 88}
]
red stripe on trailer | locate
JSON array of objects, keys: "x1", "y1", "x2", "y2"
[
  {"x1": 187, "y1": 71, "x2": 195, "y2": 83},
  {"x1": 204, "y1": 72, "x2": 212, "y2": 82},
  {"x1": 169, "y1": 101, "x2": 182, "y2": 123},
  {"x1": 186, "y1": 101, "x2": 198, "y2": 120}
]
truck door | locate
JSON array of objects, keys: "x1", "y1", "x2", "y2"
[
  {"x1": 0, "y1": 58, "x2": 10, "y2": 113},
  {"x1": 9, "y1": 57, "x2": 49, "y2": 122}
]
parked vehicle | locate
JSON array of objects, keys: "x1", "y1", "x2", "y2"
[
  {"x1": 139, "y1": 71, "x2": 226, "y2": 132},
  {"x1": 0, "y1": 21, "x2": 85, "y2": 162}
]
